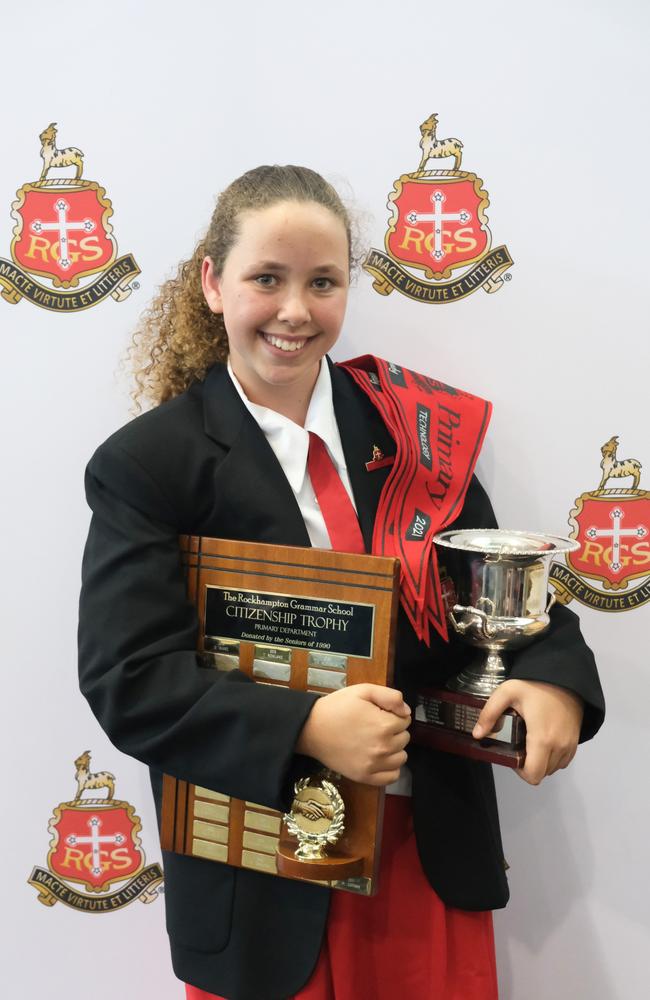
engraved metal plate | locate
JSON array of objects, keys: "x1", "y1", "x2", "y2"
[
  {"x1": 332, "y1": 876, "x2": 372, "y2": 895},
  {"x1": 241, "y1": 850, "x2": 277, "y2": 874},
  {"x1": 243, "y1": 830, "x2": 280, "y2": 854},
  {"x1": 244, "y1": 810, "x2": 281, "y2": 835},
  {"x1": 205, "y1": 586, "x2": 375, "y2": 658},
  {"x1": 204, "y1": 636, "x2": 240, "y2": 656},
  {"x1": 194, "y1": 787, "x2": 230, "y2": 803},
  {"x1": 415, "y1": 697, "x2": 514, "y2": 743},
  {"x1": 253, "y1": 659, "x2": 292, "y2": 682},
  {"x1": 202, "y1": 637, "x2": 240, "y2": 672},
  {"x1": 193, "y1": 820, "x2": 228, "y2": 845},
  {"x1": 254, "y1": 644, "x2": 292, "y2": 664},
  {"x1": 193, "y1": 839, "x2": 228, "y2": 863},
  {"x1": 307, "y1": 667, "x2": 347, "y2": 691},
  {"x1": 307, "y1": 651, "x2": 348, "y2": 671},
  {"x1": 193, "y1": 801, "x2": 230, "y2": 823}
]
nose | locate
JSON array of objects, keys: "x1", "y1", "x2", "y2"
[{"x1": 276, "y1": 288, "x2": 311, "y2": 328}]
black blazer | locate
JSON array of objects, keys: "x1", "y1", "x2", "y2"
[{"x1": 78, "y1": 360, "x2": 604, "y2": 1000}]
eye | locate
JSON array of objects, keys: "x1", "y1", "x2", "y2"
[
  {"x1": 312, "y1": 277, "x2": 334, "y2": 290},
  {"x1": 254, "y1": 274, "x2": 277, "y2": 287}
]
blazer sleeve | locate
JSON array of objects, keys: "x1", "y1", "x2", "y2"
[
  {"x1": 452, "y1": 476, "x2": 605, "y2": 742},
  {"x1": 78, "y1": 438, "x2": 320, "y2": 810}
]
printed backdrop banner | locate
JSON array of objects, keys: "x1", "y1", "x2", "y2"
[{"x1": 3, "y1": 2, "x2": 648, "y2": 999}]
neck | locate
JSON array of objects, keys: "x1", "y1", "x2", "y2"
[
  {"x1": 260, "y1": 384, "x2": 313, "y2": 426},
  {"x1": 229, "y1": 360, "x2": 321, "y2": 427}
]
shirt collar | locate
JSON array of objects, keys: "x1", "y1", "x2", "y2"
[{"x1": 226, "y1": 358, "x2": 347, "y2": 495}]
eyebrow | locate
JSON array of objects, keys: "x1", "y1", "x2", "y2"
[{"x1": 252, "y1": 260, "x2": 347, "y2": 276}]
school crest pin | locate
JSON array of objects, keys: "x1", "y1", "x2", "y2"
[
  {"x1": 27, "y1": 751, "x2": 163, "y2": 912},
  {"x1": 550, "y1": 436, "x2": 650, "y2": 611},
  {"x1": 0, "y1": 123, "x2": 140, "y2": 312},
  {"x1": 364, "y1": 114, "x2": 513, "y2": 303}
]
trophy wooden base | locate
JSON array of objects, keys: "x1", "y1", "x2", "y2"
[
  {"x1": 412, "y1": 686, "x2": 526, "y2": 769},
  {"x1": 276, "y1": 847, "x2": 364, "y2": 881}
]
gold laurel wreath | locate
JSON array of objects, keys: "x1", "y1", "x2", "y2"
[{"x1": 283, "y1": 778, "x2": 345, "y2": 855}]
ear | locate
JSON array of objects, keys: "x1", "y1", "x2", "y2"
[{"x1": 201, "y1": 256, "x2": 223, "y2": 314}]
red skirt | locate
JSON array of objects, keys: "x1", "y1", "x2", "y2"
[{"x1": 185, "y1": 795, "x2": 497, "y2": 1000}]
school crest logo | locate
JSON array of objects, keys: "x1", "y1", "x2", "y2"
[
  {"x1": 364, "y1": 114, "x2": 513, "y2": 303},
  {"x1": 27, "y1": 751, "x2": 163, "y2": 912},
  {"x1": 550, "y1": 436, "x2": 650, "y2": 611},
  {"x1": 0, "y1": 123, "x2": 140, "y2": 312}
]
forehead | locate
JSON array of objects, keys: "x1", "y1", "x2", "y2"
[{"x1": 232, "y1": 201, "x2": 349, "y2": 261}]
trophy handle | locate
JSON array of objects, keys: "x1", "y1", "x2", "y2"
[
  {"x1": 451, "y1": 600, "x2": 499, "y2": 639},
  {"x1": 545, "y1": 592, "x2": 557, "y2": 614}
]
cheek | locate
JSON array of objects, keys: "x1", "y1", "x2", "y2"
[
  {"x1": 223, "y1": 291, "x2": 263, "y2": 327},
  {"x1": 237, "y1": 290, "x2": 269, "y2": 318},
  {"x1": 326, "y1": 299, "x2": 347, "y2": 330}
]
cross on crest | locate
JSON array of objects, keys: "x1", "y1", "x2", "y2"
[
  {"x1": 30, "y1": 197, "x2": 96, "y2": 270},
  {"x1": 406, "y1": 190, "x2": 471, "y2": 261},
  {"x1": 66, "y1": 815, "x2": 125, "y2": 876},
  {"x1": 586, "y1": 506, "x2": 648, "y2": 573}
]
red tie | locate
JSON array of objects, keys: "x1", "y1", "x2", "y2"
[{"x1": 307, "y1": 432, "x2": 365, "y2": 554}]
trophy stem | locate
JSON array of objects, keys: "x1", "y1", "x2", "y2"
[{"x1": 448, "y1": 649, "x2": 509, "y2": 698}]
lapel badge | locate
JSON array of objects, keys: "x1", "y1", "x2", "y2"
[{"x1": 365, "y1": 444, "x2": 395, "y2": 472}]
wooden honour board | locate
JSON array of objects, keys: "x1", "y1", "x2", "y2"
[{"x1": 161, "y1": 535, "x2": 400, "y2": 895}]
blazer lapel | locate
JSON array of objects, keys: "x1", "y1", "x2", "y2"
[
  {"x1": 201, "y1": 364, "x2": 311, "y2": 547},
  {"x1": 329, "y1": 359, "x2": 395, "y2": 554}
]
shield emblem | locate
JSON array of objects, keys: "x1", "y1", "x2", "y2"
[
  {"x1": 11, "y1": 182, "x2": 116, "y2": 289},
  {"x1": 47, "y1": 801, "x2": 144, "y2": 893},
  {"x1": 567, "y1": 491, "x2": 650, "y2": 591},
  {"x1": 386, "y1": 173, "x2": 491, "y2": 280}
]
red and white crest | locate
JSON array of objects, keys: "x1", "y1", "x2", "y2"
[
  {"x1": 567, "y1": 491, "x2": 650, "y2": 591},
  {"x1": 47, "y1": 801, "x2": 144, "y2": 894},
  {"x1": 386, "y1": 173, "x2": 491, "y2": 280},
  {"x1": 11, "y1": 182, "x2": 116, "y2": 288}
]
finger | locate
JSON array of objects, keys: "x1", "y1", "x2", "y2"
[
  {"x1": 377, "y1": 726, "x2": 410, "y2": 752},
  {"x1": 373, "y1": 750, "x2": 409, "y2": 773},
  {"x1": 385, "y1": 731, "x2": 410, "y2": 754},
  {"x1": 360, "y1": 684, "x2": 411, "y2": 717},
  {"x1": 473, "y1": 686, "x2": 512, "y2": 740},
  {"x1": 366, "y1": 768, "x2": 403, "y2": 787},
  {"x1": 383, "y1": 714, "x2": 412, "y2": 737},
  {"x1": 517, "y1": 743, "x2": 549, "y2": 785},
  {"x1": 394, "y1": 729, "x2": 411, "y2": 750},
  {"x1": 547, "y1": 744, "x2": 577, "y2": 775}
]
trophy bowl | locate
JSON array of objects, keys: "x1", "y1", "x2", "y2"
[{"x1": 433, "y1": 529, "x2": 579, "y2": 698}]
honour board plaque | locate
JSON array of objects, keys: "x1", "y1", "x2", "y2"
[{"x1": 161, "y1": 535, "x2": 400, "y2": 895}]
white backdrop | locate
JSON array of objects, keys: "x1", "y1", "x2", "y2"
[{"x1": 3, "y1": 2, "x2": 649, "y2": 997}]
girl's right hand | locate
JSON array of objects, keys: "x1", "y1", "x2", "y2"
[{"x1": 295, "y1": 684, "x2": 411, "y2": 786}]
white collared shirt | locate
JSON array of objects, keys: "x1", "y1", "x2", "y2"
[
  {"x1": 226, "y1": 358, "x2": 412, "y2": 797},
  {"x1": 227, "y1": 358, "x2": 356, "y2": 549}
]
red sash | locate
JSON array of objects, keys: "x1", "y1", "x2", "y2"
[{"x1": 337, "y1": 356, "x2": 492, "y2": 644}]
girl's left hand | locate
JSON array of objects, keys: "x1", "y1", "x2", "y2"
[{"x1": 472, "y1": 679, "x2": 584, "y2": 785}]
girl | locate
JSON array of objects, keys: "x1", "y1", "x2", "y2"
[{"x1": 78, "y1": 165, "x2": 604, "y2": 1000}]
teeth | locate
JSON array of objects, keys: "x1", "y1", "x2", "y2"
[{"x1": 263, "y1": 333, "x2": 306, "y2": 352}]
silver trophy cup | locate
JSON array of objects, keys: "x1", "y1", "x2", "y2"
[{"x1": 433, "y1": 529, "x2": 579, "y2": 697}]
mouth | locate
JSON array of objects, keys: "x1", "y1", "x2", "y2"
[{"x1": 260, "y1": 332, "x2": 311, "y2": 353}]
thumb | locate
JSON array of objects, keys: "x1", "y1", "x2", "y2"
[
  {"x1": 359, "y1": 684, "x2": 411, "y2": 717},
  {"x1": 473, "y1": 686, "x2": 510, "y2": 739}
]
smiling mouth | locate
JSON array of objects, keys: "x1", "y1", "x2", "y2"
[{"x1": 261, "y1": 332, "x2": 310, "y2": 353}]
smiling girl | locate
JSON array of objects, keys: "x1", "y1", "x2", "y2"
[{"x1": 79, "y1": 165, "x2": 604, "y2": 999}]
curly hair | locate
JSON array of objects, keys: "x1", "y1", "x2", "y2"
[{"x1": 128, "y1": 165, "x2": 360, "y2": 410}]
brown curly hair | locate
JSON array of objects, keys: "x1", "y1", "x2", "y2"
[{"x1": 128, "y1": 165, "x2": 359, "y2": 410}]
